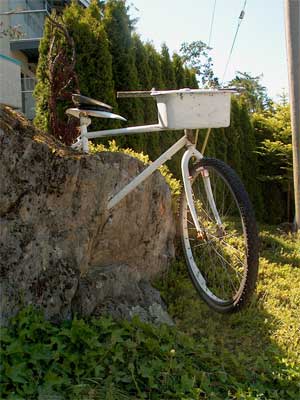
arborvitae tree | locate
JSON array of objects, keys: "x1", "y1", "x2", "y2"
[
  {"x1": 238, "y1": 100, "x2": 264, "y2": 217},
  {"x1": 213, "y1": 128, "x2": 228, "y2": 162},
  {"x1": 173, "y1": 53, "x2": 186, "y2": 89},
  {"x1": 160, "y1": 43, "x2": 176, "y2": 89},
  {"x1": 103, "y1": 0, "x2": 143, "y2": 127},
  {"x1": 131, "y1": 34, "x2": 162, "y2": 156},
  {"x1": 34, "y1": 17, "x2": 53, "y2": 134},
  {"x1": 139, "y1": 42, "x2": 165, "y2": 160},
  {"x1": 223, "y1": 99, "x2": 242, "y2": 177},
  {"x1": 132, "y1": 34, "x2": 151, "y2": 91},
  {"x1": 132, "y1": 33, "x2": 156, "y2": 123},
  {"x1": 34, "y1": 0, "x2": 116, "y2": 135},
  {"x1": 64, "y1": 0, "x2": 116, "y2": 130},
  {"x1": 184, "y1": 67, "x2": 198, "y2": 89},
  {"x1": 144, "y1": 42, "x2": 164, "y2": 90},
  {"x1": 253, "y1": 104, "x2": 293, "y2": 223},
  {"x1": 189, "y1": 71, "x2": 199, "y2": 89}
]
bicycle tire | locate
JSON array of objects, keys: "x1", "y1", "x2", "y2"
[{"x1": 180, "y1": 157, "x2": 259, "y2": 313}]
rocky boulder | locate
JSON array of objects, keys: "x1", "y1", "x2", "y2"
[{"x1": 0, "y1": 106, "x2": 175, "y2": 326}]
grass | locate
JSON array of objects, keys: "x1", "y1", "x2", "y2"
[
  {"x1": 1, "y1": 226, "x2": 299, "y2": 399},
  {"x1": 157, "y1": 225, "x2": 300, "y2": 399}
]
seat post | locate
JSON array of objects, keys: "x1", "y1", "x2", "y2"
[{"x1": 80, "y1": 115, "x2": 91, "y2": 153}]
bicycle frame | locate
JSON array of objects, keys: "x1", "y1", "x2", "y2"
[{"x1": 78, "y1": 117, "x2": 222, "y2": 234}]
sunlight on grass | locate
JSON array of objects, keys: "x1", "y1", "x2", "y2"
[{"x1": 157, "y1": 225, "x2": 300, "y2": 399}]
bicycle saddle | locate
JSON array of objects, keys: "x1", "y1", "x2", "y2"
[
  {"x1": 66, "y1": 93, "x2": 126, "y2": 121},
  {"x1": 72, "y1": 93, "x2": 112, "y2": 112}
]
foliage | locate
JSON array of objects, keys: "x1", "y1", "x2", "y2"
[
  {"x1": 33, "y1": 0, "x2": 294, "y2": 225},
  {"x1": 229, "y1": 72, "x2": 272, "y2": 113},
  {"x1": 180, "y1": 40, "x2": 219, "y2": 87},
  {"x1": 34, "y1": 15, "x2": 53, "y2": 134},
  {"x1": 0, "y1": 308, "x2": 202, "y2": 399},
  {"x1": 1, "y1": 227, "x2": 299, "y2": 399},
  {"x1": 157, "y1": 225, "x2": 300, "y2": 400},
  {"x1": 173, "y1": 53, "x2": 186, "y2": 89},
  {"x1": 253, "y1": 104, "x2": 293, "y2": 222},
  {"x1": 37, "y1": 11, "x2": 80, "y2": 145},
  {"x1": 103, "y1": 0, "x2": 143, "y2": 128},
  {"x1": 198, "y1": 98, "x2": 264, "y2": 219},
  {"x1": 33, "y1": 0, "x2": 197, "y2": 180},
  {"x1": 34, "y1": 0, "x2": 116, "y2": 137},
  {"x1": 143, "y1": 42, "x2": 163, "y2": 89},
  {"x1": 160, "y1": 43, "x2": 176, "y2": 89}
]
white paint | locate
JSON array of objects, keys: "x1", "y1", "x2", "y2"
[{"x1": 152, "y1": 89, "x2": 231, "y2": 129}]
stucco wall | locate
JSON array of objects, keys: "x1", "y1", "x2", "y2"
[{"x1": 0, "y1": 55, "x2": 22, "y2": 109}]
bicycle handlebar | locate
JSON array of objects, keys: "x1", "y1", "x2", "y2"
[
  {"x1": 117, "y1": 91, "x2": 153, "y2": 98},
  {"x1": 117, "y1": 87, "x2": 246, "y2": 98}
]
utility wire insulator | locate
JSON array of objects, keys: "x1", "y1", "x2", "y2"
[{"x1": 239, "y1": 10, "x2": 245, "y2": 19}]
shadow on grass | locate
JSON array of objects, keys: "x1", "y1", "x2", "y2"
[
  {"x1": 258, "y1": 227, "x2": 300, "y2": 268},
  {"x1": 157, "y1": 253, "x2": 300, "y2": 399}
]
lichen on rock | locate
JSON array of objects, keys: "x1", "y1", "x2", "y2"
[{"x1": 0, "y1": 106, "x2": 175, "y2": 326}]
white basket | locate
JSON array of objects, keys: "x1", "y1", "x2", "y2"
[{"x1": 152, "y1": 89, "x2": 232, "y2": 130}]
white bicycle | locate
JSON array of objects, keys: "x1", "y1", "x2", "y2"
[{"x1": 67, "y1": 88, "x2": 259, "y2": 313}]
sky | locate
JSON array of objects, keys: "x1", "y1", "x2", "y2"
[{"x1": 130, "y1": 0, "x2": 289, "y2": 101}]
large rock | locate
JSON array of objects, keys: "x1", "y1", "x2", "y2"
[{"x1": 0, "y1": 106, "x2": 175, "y2": 325}]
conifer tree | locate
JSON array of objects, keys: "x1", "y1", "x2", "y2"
[
  {"x1": 238, "y1": 100, "x2": 263, "y2": 216},
  {"x1": 34, "y1": 17, "x2": 53, "y2": 134},
  {"x1": 34, "y1": 0, "x2": 116, "y2": 135},
  {"x1": 103, "y1": 0, "x2": 143, "y2": 126},
  {"x1": 132, "y1": 33, "x2": 155, "y2": 123},
  {"x1": 184, "y1": 68, "x2": 198, "y2": 89},
  {"x1": 64, "y1": 0, "x2": 116, "y2": 130},
  {"x1": 253, "y1": 104, "x2": 293, "y2": 222},
  {"x1": 132, "y1": 34, "x2": 161, "y2": 156},
  {"x1": 173, "y1": 53, "x2": 186, "y2": 89},
  {"x1": 223, "y1": 99, "x2": 242, "y2": 176},
  {"x1": 140, "y1": 42, "x2": 166, "y2": 159},
  {"x1": 144, "y1": 42, "x2": 164, "y2": 90},
  {"x1": 160, "y1": 43, "x2": 176, "y2": 89}
]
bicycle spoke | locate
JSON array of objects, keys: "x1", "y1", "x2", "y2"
[
  {"x1": 208, "y1": 244, "x2": 240, "y2": 293},
  {"x1": 181, "y1": 160, "x2": 258, "y2": 311},
  {"x1": 208, "y1": 232, "x2": 245, "y2": 260}
]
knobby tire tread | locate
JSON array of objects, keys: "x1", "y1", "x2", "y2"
[{"x1": 180, "y1": 157, "x2": 259, "y2": 313}]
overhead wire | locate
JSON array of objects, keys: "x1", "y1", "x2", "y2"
[
  {"x1": 208, "y1": 0, "x2": 217, "y2": 47},
  {"x1": 221, "y1": 0, "x2": 247, "y2": 83}
]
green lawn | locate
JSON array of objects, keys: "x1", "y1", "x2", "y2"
[
  {"x1": 1, "y1": 226, "x2": 299, "y2": 399},
  {"x1": 157, "y1": 225, "x2": 300, "y2": 399}
]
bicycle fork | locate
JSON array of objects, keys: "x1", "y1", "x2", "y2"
[{"x1": 181, "y1": 145, "x2": 222, "y2": 235}]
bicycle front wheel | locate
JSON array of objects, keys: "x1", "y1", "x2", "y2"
[{"x1": 180, "y1": 158, "x2": 259, "y2": 313}]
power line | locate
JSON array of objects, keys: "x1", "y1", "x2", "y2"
[
  {"x1": 208, "y1": 0, "x2": 217, "y2": 47},
  {"x1": 222, "y1": 0, "x2": 247, "y2": 83}
]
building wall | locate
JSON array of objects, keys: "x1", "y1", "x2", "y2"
[
  {"x1": 0, "y1": 1, "x2": 39, "y2": 113},
  {"x1": 0, "y1": 0, "x2": 90, "y2": 116},
  {"x1": 0, "y1": 54, "x2": 22, "y2": 109}
]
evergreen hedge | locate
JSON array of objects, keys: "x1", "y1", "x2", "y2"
[{"x1": 34, "y1": 0, "x2": 292, "y2": 224}]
